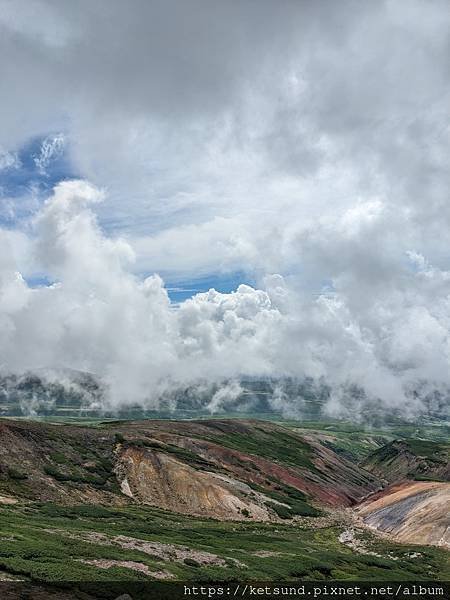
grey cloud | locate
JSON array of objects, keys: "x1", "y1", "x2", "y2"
[{"x1": 0, "y1": 1, "x2": 449, "y2": 419}]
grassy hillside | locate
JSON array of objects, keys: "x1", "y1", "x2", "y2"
[
  {"x1": 0, "y1": 502, "x2": 448, "y2": 583},
  {"x1": 0, "y1": 419, "x2": 382, "y2": 511},
  {"x1": 0, "y1": 417, "x2": 447, "y2": 584},
  {"x1": 362, "y1": 439, "x2": 450, "y2": 482}
]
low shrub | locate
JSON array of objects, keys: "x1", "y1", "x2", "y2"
[{"x1": 7, "y1": 467, "x2": 28, "y2": 481}]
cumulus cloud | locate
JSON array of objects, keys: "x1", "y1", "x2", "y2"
[
  {"x1": 0, "y1": 2, "x2": 449, "y2": 419},
  {"x1": 0, "y1": 181, "x2": 449, "y2": 420}
]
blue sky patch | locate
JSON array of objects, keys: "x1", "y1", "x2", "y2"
[
  {"x1": 0, "y1": 133, "x2": 79, "y2": 226},
  {"x1": 165, "y1": 271, "x2": 256, "y2": 303}
]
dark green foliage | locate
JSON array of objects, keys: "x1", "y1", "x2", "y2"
[
  {"x1": 363, "y1": 438, "x2": 450, "y2": 481},
  {"x1": 7, "y1": 467, "x2": 28, "y2": 481},
  {"x1": 205, "y1": 426, "x2": 318, "y2": 471},
  {"x1": 265, "y1": 502, "x2": 292, "y2": 519},
  {"x1": 367, "y1": 439, "x2": 449, "y2": 463},
  {"x1": 404, "y1": 439, "x2": 449, "y2": 458},
  {"x1": 39, "y1": 505, "x2": 116, "y2": 519},
  {"x1": 43, "y1": 464, "x2": 70, "y2": 481},
  {"x1": 250, "y1": 481, "x2": 322, "y2": 517},
  {"x1": 125, "y1": 437, "x2": 215, "y2": 470},
  {"x1": 43, "y1": 464, "x2": 106, "y2": 486},
  {"x1": 413, "y1": 475, "x2": 447, "y2": 482},
  {"x1": 0, "y1": 417, "x2": 447, "y2": 584},
  {"x1": 49, "y1": 452, "x2": 68, "y2": 465},
  {"x1": 0, "y1": 503, "x2": 447, "y2": 583},
  {"x1": 183, "y1": 558, "x2": 200, "y2": 567}
]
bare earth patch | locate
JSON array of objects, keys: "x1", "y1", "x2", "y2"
[
  {"x1": 338, "y1": 528, "x2": 399, "y2": 560},
  {"x1": 48, "y1": 528, "x2": 245, "y2": 568},
  {"x1": 0, "y1": 496, "x2": 18, "y2": 505},
  {"x1": 356, "y1": 482, "x2": 450, "y2": 548},
  {"x1": 252, "y1": 550, "x2": 284, "y2": 558},
  {"x1": 115, "y1": 447, "x2": 272, "y2": 521},
  {"x1": 78, "y1": 559, "x2": 173, "y2": 579}
]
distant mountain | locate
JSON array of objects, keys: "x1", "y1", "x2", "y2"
[
  {"x1": 0, "y1": 369, "x2": 103, "y2": 416},
  {"x1": 0, "y1": 369, "x2": 449, "y2": 424},
  {"x1": 0, "y1": 371, "x2": 328, "y2": 418}
]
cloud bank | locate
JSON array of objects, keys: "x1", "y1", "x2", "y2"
[
  {"x1": 0, "y1": 1, "x2": 449, "y2": 419},
  {"x1": 0, "y1": 181, "x2": 450, "y2": 419}
]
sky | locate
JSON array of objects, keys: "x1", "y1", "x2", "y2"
[{"x1": 0, "y1": 0, "x2": 449, "y2": 417}]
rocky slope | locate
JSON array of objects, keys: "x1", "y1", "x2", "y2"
[
  {"x1": 115, "y1": 445, "x2": 273, "y2": 520},
  {"x1": 111, "y1": 419, "x2": 383, "y2": 510},
  {"x1": 0, "y1": 417, "x2": 448, "y2": 553},
  {"x1": 0, "y1": 418, "x2": 382, "y2": 520},
  {"x1": 357, "y1": 481, "x2": 450, "y2": 548}
]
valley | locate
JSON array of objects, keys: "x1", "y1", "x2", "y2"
[{"x1": 0, "y1": 416, "x2": 447, "y2": 586}]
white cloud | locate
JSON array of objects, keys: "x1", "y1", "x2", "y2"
[
  {"x1": 34, "y1": 133, "x2": 65, "y2": 175},
  {"x1": 206, "y1": 381, "x2": 243, "y2": 414},
  {"x1": 0, "y1": 181, "x2": 449, "y2": 420},
  {"x1": 0, "y1": 2, "x2": 449, "y2": 418},
  {"x1": 0, "y1": 148, "x2": 20, "y2": 170}
]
